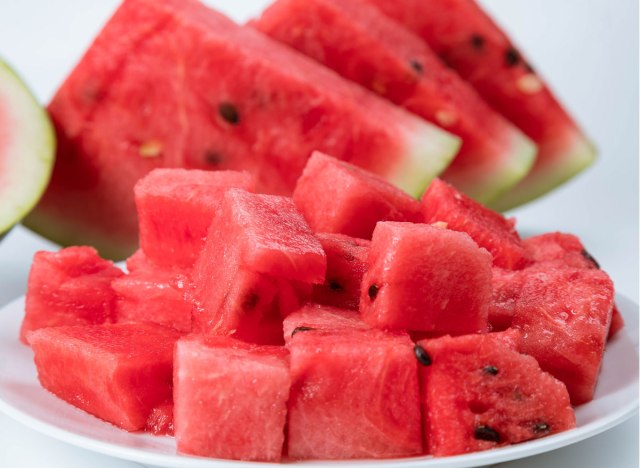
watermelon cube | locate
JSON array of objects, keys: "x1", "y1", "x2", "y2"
[
  {"x1": 282, "y1": 303, "x2": 370, "y2": 344},
  {"x1": 174, "y1": 335, "x2": 290, "y2": 461},
  {"x1": 417, "y1": 331, "x2": 575, "y2": 456},
  {"x1": 360, "y1": 222, "x2": 491, "y2": 335},
  {"x1": 28, "y1": 323, "x2": 181, "y2": 431},
  {"x1": 311, "y1": 233, "x2": 370, "y2": 310},
  {"x1": 523, "y1": 232, "x2": 599, "y2": 269},
  {"x1": 287, "y1": 328, "x2": 422, "y2": 459},
  {"x1": 21, "y1": 246, "x2": 123, "y2": 343},
  {"x1": 135, "y1": 168, "x2": 255, "y2": 267},
  {"x1": 422, "y1": 178, "x2": 530, "y2": 269},
  {"x1": 293, "y1": 152, "x2": 423, "y2": 239},
  {"x1": 145, "y1": 402, "x2": 174, "y2": 436}
]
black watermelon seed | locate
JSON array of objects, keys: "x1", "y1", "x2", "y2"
[
  {"x1": 474, "y1": 425, "x2": 500, "y2": 442},
  {"x1": 414, "y1": 345, "x2": 432, "y2": 366},
  {"x1": 204, "y1": 150, "x2": 223, "y2": 165},
  {"x1": 525, "y1": 62, "x2": 536, "y2": 73},
  {"x1": 368, "y1": 284, "x2": 379, "y2": 300},
  {"x1": 291, "y1": 326, "x2": 314, "y2": 338},
  {"x1": 581, "y1": 249, "x2": 600, "y2": 269},
  {"x1": 328, "y1": 280, "x2": 344, "y2": 291},
  {"x1": 242, "y1": 292, "x2": 260, "y2": 311},
  {"x1": 505, "y1": 48, "x2": 521, "y2": 67},
  {"x1": 470, "y1": 34, "x2": 485, "y2": 50},
  {"x1": 533, "y1": 422, "x2": 550, "y2": 434},
  {"x1": 219, "y1": 102, "x2": 240, "y2": 125},
  {"x1": 410, "y1": 60, "x2": 424, "y2": 74},
  {"x1": 483, "y1": 365, "x2": 499, "y2": 376}
]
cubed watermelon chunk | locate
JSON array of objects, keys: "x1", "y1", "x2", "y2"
[
  {"x1": 282, "y1": 303, "x2": 370, "y2": 344},
  {"x1": 174, "y1": 335, "x2": 290, "y2": 461},
  {"x1": 28, "y1": 323, "x2": 181, "y2": 431},
  {"x1": 254, "y1": 0, "x2": 536, "y2": 203},
  {"x1": 422, "y1": 178, "x2": 530, "y2": 269},
  {"x1": 311, "y1": 233, "x2": 370, "y2": 310},
  {"x1": 523, "y1": 232, "x2": 600, "y2": 269},
  {"x1": 293, "y1": 152, "x2": 423, "y2": 239},
  {"x1": 360, "y1": 222, "x2": 491, "y2": 335},
  {"x1": 135, "y1": 168, "x2": 255, "y2": 268},
  {"x1": 287, "y1": 328, "x2": 422, "y2": 459},
  {"x1": 145, "y1": 402, "x2": 174, "y2": 436},
  {"x1": 417, "y1": 331, "x2": 575, "y2": 456},
  {"x1": 21, "y1": 246, "x2": 123, "y2": 343}
]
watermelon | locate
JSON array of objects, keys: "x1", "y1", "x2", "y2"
[
  {"x1": 191, "y1": 189, "x2": 325, "y2": 338},
  {"x1": 523, "y1": 232, "x2": 599, "y2": 269},
  {"x1": 417, "y1": 331, "x2": 575, "y2": 456},
  {"x1": 0, "y1": 58, "x2": 55, "y2": 237},
  {"x1": 608, "y1": 304, "x2": 625, "y2": 339},
  {"x1": 360, "y1": 221, "x2": 491, "y2": 335},
  {"x1": 20, "y1": 246, "x2": 123, "y2": 343},
  {"x1": 24, "y1": 0, "x2": 460, "y2": 260},
  {"x1": 293, "y1": 152, "x2": 423, "y2": 239},
  {"x1": 311, "y1": 233, "x2": 370, "y2": 310},
  {"x1": 287, "y1": 327, "x2": 422, "y2": 459},
  {"x1": 135, "y1": 168, "x2": 255, "y2": 268},
  {"x1": 422, "y1": 178, "x2": 530, "y2": 269},
  {"x1": 145, "y1": 402, "x2": 174, "y2": 436},
  {"x1": 282, "y1": 303, "x2": 370, "y2": 344},
  {"x1": 174, "y1": 335, "x2": 290, "y2": 461},
  {"x1": 362, "y1": 0, "x2": 596, "y2": 210},
  {"x1": 254, "y1": 0, "x2": 536, "y2": 203},
  {"x1": 28, "y1": 323, "x2": 181, "y2": 431}
]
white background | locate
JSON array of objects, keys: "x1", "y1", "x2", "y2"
[{"x1": 0, "y1": 0, "x2": 637, "y2": 467}]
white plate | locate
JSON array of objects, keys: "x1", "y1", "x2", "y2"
[{"x1": 0, "y1": 296, "x2": 637, "y2": 468}]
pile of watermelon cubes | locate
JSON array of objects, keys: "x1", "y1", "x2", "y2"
[{"x1": 22, "y1": 152, "x2": 622, "y2": 461}]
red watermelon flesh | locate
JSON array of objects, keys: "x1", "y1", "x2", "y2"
[
  {"x1": 287, "y1": 328, "x2": 422, "y2": 459},
  {"x1": 362, "y1": 0, "x2": 596, "y2": 211},
  {"x1": 145, "y1": 402, "x2": 174, "y2": 436},
  {"x1": 608, "y1": 304, "x2": 625, "y2": 339},
  {"x1": 254, "y1": 0, "x2": 536, "y2": 203},
  {"x1": 417, "y1": 331, "x2": 575, "y2": 457},
  {"x1": 523, "y1": 232, "x2": 599, "y2": 269},
  {"x1": 21, "y1": 246, "x2": 123, "y2": 343},
  {"x1": 361, "y1": 222, "x2": 491, "y2": 335},
  {"x1": 174, "y1": 335, "x2": 290, "y2": 461},
  {"x1": 25, "y1": 0, "x2": 460, "y2": 260},
  {"x1": 283, "y1": 303, "x2": 370, "y2": 344},
  {"x1": 422, "y1": 178, "x2": 530, "y2": 269},
  {"x1": 489, "y1": 267, "x2": 523, "y2": 332},
  {"x1": 135, "y1": 168, "x2": 255, "y2": 268},
  {"x1": 28, "y1": 323, "x2": 181, "y2": 431},
  {"x1": 293, "y1": 152, "x2": 423, "y2": 239},
  {"x1": 312, "y1": 233, "x2": 370, "y2": 310}
]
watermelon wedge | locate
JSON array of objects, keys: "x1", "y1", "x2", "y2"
[
  {"x1": 0, "y1": 59, "x2": 55, "y2": 236},
  {"x1": 24, "y1": 0, "x2": 460, "y2": 259},
  {"x1": 362, "y1": 0, "x2": 596, "y2": 210},
  {"x1": 254, "y1": 0, "x2": 536, "y2": 203}
]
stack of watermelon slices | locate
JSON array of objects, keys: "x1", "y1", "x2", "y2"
[
  {"x1": 24, "y1": 0, "x2": 594, "y2": 261},
  {"x1": 23, "y1": 154, "x2": 620, "y2": 461}
]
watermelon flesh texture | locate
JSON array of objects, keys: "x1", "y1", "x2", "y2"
[
  {"x1": 174, "y1": 335, "x2": 290, "y2": 461},
  {"x1": 287, "y1": 328, "x2": 422, "y2": 459},
  {"x1": 608, "y1": 304, "x2": 625, "y2": 339},
  {"x1": 293, "y1": 152, "x2": 423, "y2": 239},
  {"x1": 361, "y1": 222, "x2": 491, "y2": 335},
  {"x1": 25, "y1": 0, "x2": 460, "y2": 260},
  {"x1": 362, "y1": 0, "x2": 596, "y2": 211},
  {"x1": 312, "y1": 233, "x2": 370, "y2": 310},
  {"x1": 422, "y1": 178, "x2": 530, "y2": 269},
  {"x1": 135, "y1": 168, "x2": 255, "y2": 268},
  {"x1": 145, "y1": 402, "x2": 174, "y2": 436},
  {"x1": 418, "y1": 331, "x2": 575, "y2": 456},
  {"x1": 20, "y1": 246, "x2": 123, "y2": 343},
  {"x1": 282, "y1": 303, "x2": 370, "y2": 345},
  {"x1": 254, "y1": 0, "x2": 536, "y2": 203},
  {"x1": 28, "y1": 323, "x2": 181, "y2": 431}
]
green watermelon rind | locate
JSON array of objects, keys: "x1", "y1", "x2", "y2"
[{"x1": 0, "y1": 59, "x2": 55, "y2": 235}]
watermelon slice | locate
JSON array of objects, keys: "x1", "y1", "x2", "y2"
[
  {"x1": 293, "y1": 152, "x2": 423, "y2": 239},
  {"x1": 174, "y1": 335, "x2": 290, "y2": 461},
  {"x1": 28, "y1": 323, "x2": 181, "y2": 431},
  {"x1": 422, "y1": 178, "x2": 530, "y2": 269},
  {"x1": 0, "y1": 59, "x2": 55, "y2": 237},
  {"x1": 417, "y1": 331, "x2": 575, "y2": 456},
  {"x1": 361, "y1": 221, "x2": 491, "y2": 335},
  {"x1": 254, "y1": 0, "x2": 536, "y2": 203},
  {"x1": 287, "y1": 327, "x2": 422, "y2": 458},
  {"x1": 362, "y1": 0, "x2": 596, "y2": 210},
  {"x1": 20, "y1": 246, "x2": 123, "y2": 343},
  {"x1": 25, "y1": 0, "x2": 460, "y2": 259},
  {"x1": 282, "y1": 303, "x2": 370, "y2": 344}
]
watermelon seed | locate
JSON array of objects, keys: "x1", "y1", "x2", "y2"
[
  {"x1": 505, "y1": 48, "x2": 520, "y2": 67},
  {"x1": 291, "y1": 326, "x2": 314, "y2": 337},
  {"x1": 410, "y1": 60, "x2": 424, "y2": 74},
  {"x1": 525, "y1": 62, "x2": 536, "y2": 73},
  {"x1": 474, "y1": 425, "x2": 500, "y2": 442},
  {"x1": 368, "y1": 284, "x2": 379, "y2": 300},
  {"x1": 581, "y1": 249, "x2": 600, "y2": 269},
  {"x1": 470, "y1": 34, "x2": 485, "y2": 50},
  {"x1": 329, "y1": 280, "x2": 344, "y2": 291},
  {"x1": 533, "y1": 422, "x2": 550, "y2": 434},
  {"x1": 242, "y1": 293, "x2": 260, "y2": 311},
  {"x1": 219, "y1": 103, "x2": 240, "y2": 125},
  {"x1": 414, "y1": 345, "x2": 432, "y2": 366},
  {"x1": 204, "y1": 150, "x2": 223, "y2": 165},
  {"x1": 482, "y1": 365, "x2": 499, "y2": 376}
]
